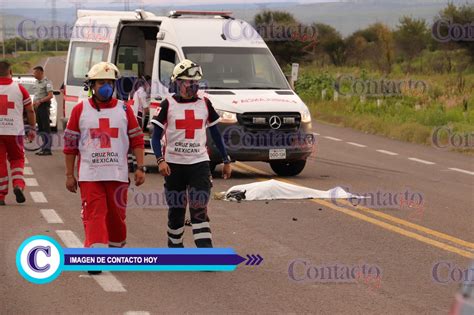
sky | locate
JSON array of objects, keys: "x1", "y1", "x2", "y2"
[{"x1": 0, "y1": 0, "x2": 339, "y2": 9}]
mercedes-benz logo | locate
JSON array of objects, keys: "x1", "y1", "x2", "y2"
[{"x1": 269, "y1": 116, "x2": 282, "y2": 129}]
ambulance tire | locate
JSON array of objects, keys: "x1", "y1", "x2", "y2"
[{"x1": 270, "y1": 160, "x2": 306, "y2": 177}]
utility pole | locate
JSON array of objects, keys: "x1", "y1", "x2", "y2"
[
  {"x1": 45, "y1": 0, "x2": 58, "y2": 51},
  {"x1": 52, "y1": 0, "x2": 58, "y2": 51},
  {"x1": 0, "y1": 2, "x2": 5, "y2": 59}
]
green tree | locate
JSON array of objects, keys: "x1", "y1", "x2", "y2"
[
  {"x1": 345, "y1": 23, "x2": 395, "y2": 73},
  {"x1": 394, "y1": 16, "x2": 429, "y2": 72},
  {"x1": 433, "y1": 3, "x2": 474, "y2": 64},
  {"x1": 312, "y1": 23, "x2": 346, "y2": 66},
  {"x1": 254, "y1": 10, "x2": 308, "y2": 66}
]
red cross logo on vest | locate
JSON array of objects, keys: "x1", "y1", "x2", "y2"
[
  {"x1": 90, "y1": 118, "x2": 119, "y2": 148},
  {"x1": 0, "y1": 95, "x2": 15, "y2": 116},
  {"x1": 175, "y1": 110, "x2": 203, "y2": 139}
]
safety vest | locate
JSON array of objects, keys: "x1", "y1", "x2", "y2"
[
  {"x1": 162, "y1": 96, "x2": 211, "y2": 165},
  {"x1": 0, "y1": 82, "x2": 25, "y2": 136},
  {"x1": 78, "y1": 99, "x2": 129, "y2": 182}
]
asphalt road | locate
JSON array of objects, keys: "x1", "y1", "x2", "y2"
[{"x1": 1, "y1": 120, "x2": 472, "y2": 314}]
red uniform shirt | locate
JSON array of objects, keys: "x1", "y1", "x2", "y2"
[
  {"x1": 63, "y1": 98, "x2": 144, "y2": 155},
  {"x1": 0, "y1": 77, "x2": 33, "y2": 109}
]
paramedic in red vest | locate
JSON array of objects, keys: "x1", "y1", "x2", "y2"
[
  {"x1": 63, "y1": 62, "x2": 145, "y2": 251},
  {"x1": 0, "y1": 61, "x2": 36, "y2": 205},
  {"x1": 151, "y1": 59, "x2": 232, "y2": 248}
]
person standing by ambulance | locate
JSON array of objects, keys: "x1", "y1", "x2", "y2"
[
  {"x1": 0, "y1": 61, "x2": 36, "y2": 205},
  {"x1": 32, "y1": 66, "x2": 53, "y2": 156},
  {"x1": 63, "y1": 62, "x2": 145, "y2": 254},
  {"x1": 127, "y1": 76, "x2": 151, "y2": 172},
  {"x1": 151, "y1": 59, "x2": 231, "y2": 248}
]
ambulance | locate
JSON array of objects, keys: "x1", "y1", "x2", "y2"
[{"x1": 63, "y1": 9, "x2": 315, "y2": 176}]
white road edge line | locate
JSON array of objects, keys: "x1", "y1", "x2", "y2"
[
  {"x1": 347, "y1": 142, "x2": 367, "y2": 148},
  {"x1": 23, "y1": 167, "x2": 34, "y2": 175},
  {"x1": 55, "y1": 230, "x2": 127, "y2": 293},
  {"x1": 40, "y1": 209, "x2": 63, "y2": 224},
  {"x1": 376, "y1": 149, "x2": 399, "y2": 156},
  {"x1": 408, "y1": 157, "x2": 436, "y2": 165},
  {"x1": 56, "y1": 230, "x2": 83, "y2": 247},
  {"x1": 323, "y1": 136, "x2": 343, "y2": 142},
  {"x1": 448, "y1": 168, "x2": 474, "y2": 176},
  {"x1": 25, "y1": 178, "x2": 39, "y2": 187},
  {"x1": 30, "y1": 191, "x2": 48, "y2": 203},
  {"x1": 313, "y1": 132, "x2": 320, "y2": 136},
  {"x1": 124, "y1": 312, "x2": 151, "y2": 315}
]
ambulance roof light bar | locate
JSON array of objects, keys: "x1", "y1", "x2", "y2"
[{"x1": 169, "y1": 10, "x2": 233, "y2": 19}]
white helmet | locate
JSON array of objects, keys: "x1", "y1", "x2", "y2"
[
  {"x1": 171, "y1": 59, "x2": 202, "y2": 82},
  {"x1": 86, "y1": 62, "x2": 120, "y2": 81}
]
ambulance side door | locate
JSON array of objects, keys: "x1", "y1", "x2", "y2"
[{"x1": 151, "y1": 44, "x2": 182, "y2": 104}]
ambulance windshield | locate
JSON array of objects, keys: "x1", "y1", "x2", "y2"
[{"x1": 183, "y1": 47, "x2": 290, "y2": 90}]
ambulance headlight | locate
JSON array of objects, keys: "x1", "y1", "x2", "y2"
[
  {"x1": 217, "y1": 110, "x2": 237, "y2": 123},
  {"x1": 301, "y1": 108, "x2": 312, "y2": 123}
]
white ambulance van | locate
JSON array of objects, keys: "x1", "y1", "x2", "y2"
[{"x1": 63, "y1": 10, "x2": 315, "y2": 176}]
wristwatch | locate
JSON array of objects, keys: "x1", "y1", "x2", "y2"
[{"x1": 136, "y1": 166, "x2": 147, "y2": 173}]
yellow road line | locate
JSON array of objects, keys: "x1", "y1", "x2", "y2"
[
  {"x1": 232, "y1": 162, "x2": 474, "y2": 258},
  {"x1": 314, "y1": 199, "x2": 473, "y2": 258},
  {"x1": 338, "y1": 200, "x2": 474, "y2": 250}
]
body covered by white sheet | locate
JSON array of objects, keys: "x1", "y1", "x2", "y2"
[{"x1": 224, "y1": 180, "x2": 364, "y2": 201}]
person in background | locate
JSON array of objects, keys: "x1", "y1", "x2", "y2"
[
  {"x1": 131, "y1": 75, "x2": 151, "y2": 129},
  {"x1": 0, "y1": 61, "x2": 36, "y2": 205},
  {"x1": 127, "y1": 75, "x2": 151, "y2": 171},
  {"x1": 32, "y1": 66, "x2": 53, "y2": 156}
]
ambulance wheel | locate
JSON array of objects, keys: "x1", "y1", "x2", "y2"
[{"x1": 270, "y1": 160, "x2": 306, "y2": 177}]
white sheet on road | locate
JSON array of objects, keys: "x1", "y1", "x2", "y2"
[{"x1": 224, "y1": 179, "x2": 364, "y2": 201}]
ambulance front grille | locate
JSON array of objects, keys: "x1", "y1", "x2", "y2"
[{"x1": 237, "y1": 112, "x2": 301, "y2": 131}]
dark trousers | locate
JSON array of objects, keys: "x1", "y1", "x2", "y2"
[
  {"x1": 164, "y1": 161, "x2": 213, "y2": 248},
  {"x1": 36, "y1": 102, "x2": 51, "y2": 151}
]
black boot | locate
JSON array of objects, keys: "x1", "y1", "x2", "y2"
[{"x1": 14, "y1": 187, "x2": 26, "y2": 203}]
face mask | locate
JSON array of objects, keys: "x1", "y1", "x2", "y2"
[
  {"x1": 97, "y1": 83, "x2": 114, "y2": 100},
  {"x1": 178, "y1": 81, "x2": 199, "y2": 98}
]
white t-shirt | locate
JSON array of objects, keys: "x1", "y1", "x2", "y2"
[{"x1": 132, "y1": 87, "x2": 149, "y2": 117}]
